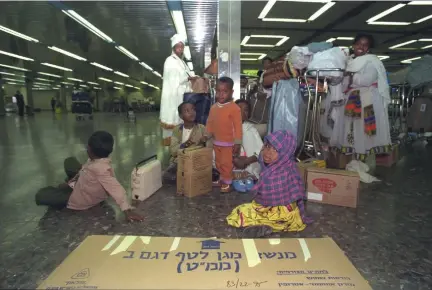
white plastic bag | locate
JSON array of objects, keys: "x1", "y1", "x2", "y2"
[
  {"x1": 307, "y1": 47, "x2": 347, "y2": 78},
  {"x1": 288, "y1": 46, "x2": 312, "y2": 70}
]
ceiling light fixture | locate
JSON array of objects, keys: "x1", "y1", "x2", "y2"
[
  {"x1": 422, "y1": 44, "x2": 432, "y2": 49},
  {"x1": 114, "y1": 81, "x2": 124, "y2": 85},
  {"x1": 153, "y1": 71, "x2": 162, "y2": 78},
  {"x1": 401, "y1": 57, "x2": 421, "y2": 63},
  {"x1": 184, "y1": 46, "x2": 191, "y2": 60},
  {"x1": 113, "y1": 86, "x2": 121, "y2": 90},
  {"x1": 240, "y1": 53, "x2": 267, "y2": 61},
  {"x1": 134, "y1": 86, "x2": 140, "y2": 90},
  {"x1": 35, "y1": 78, "x2": 54, "y2": 82},
  {"x1": 90, "y1": 62, "x2": 112, "y2": 71},
  {"x1": 170, "y1": 10, "x2": 188, "y2": 41},
  {"x1": 62, "y1": 10, "x2": 113, "y2": 43},
  {"x1": 0, "y1": 50, "x2": 34, "y2": 61},
  {"x1": 38, "y1": 72, "x2": 62, "y2": 78},
  {"x1": 61, "y1": 81, "x2": 74, "y2": 85},
  {"x1": 139, "y1": 62, "x2": 153, "y2": 71},
  {"x1": 94, "y1": 87, "x2": 101, "y2": 90},
  {"x1": 87, "y1": 81, "x2": 99, "y2": 85},
  {"x1": 114, "y1": 71, "x2": 129, "y2": 78},
  {"x1": 408, "y1": 1, "x2": 432, "y2": 5},
  {"x1": 326, "y1": 38, "x2": 336, "y2": 42},
  {"x1": 125, "y1": 84, "x2": 133, "y2": 88},
  {"x1": 368, "y1": 21, "x2": 410, "y2": 25},
  {"x1": 389, "y1": 40, "x2": 417, "y2": 49},
  {"x1": 67, "y1": 77, "x2": 83, "y2": 82},
  {"x1": 241, "y1": 58, "x2": 258, "y2": 61},
  {"x1": 140, "y1": 81, "x2": 149, "y2": 85},
  {"x1": 258, "y1": 0, "x2": 334, "y2": 23},
  {"x1": 3, "y1": 78, "x2": 25, "y2": 83},
  {"x1": 79, "y1": 84, "x2": 88, "y2": 88},
  {"x1": 367, "y1": 4, "x2": 406, "y2": 23},
  {"x1": 0, "y1": 64, "x2": 30, "y2": 72},
  {"x1": 414, "y1": 15, "x2": 432, "y2": 24},
  {"x1": 242, "y1": 35, "x2": 289, "y2": 47},
  {"x1": 41, "y1": 62, "x2": 72, "y2": 71},
  {"x1": 98, "y1": 77, "x2": 112, "y2": 82},
  {"x1": 0, "y1": 71, "x2": 16, "y2": 76},
  {"x1": 0, "y1": 25, "x2": 39, "y2": 43},
  {"x1": 378, "y1": 55, "x2": 390, "y2": 60},
  {"x1": 115, "y1": 46, "x2": 139, "y2": 61},
  {"x1": 48, "y1": 46, "x2": 87, "y2": 61},
  {"x1": 7, "y1": 82, "x2": 18, "y2": 85}
]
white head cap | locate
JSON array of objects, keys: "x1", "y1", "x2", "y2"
[{"x1": 171, "y1": 34, "x2": 185, "y2": 48}]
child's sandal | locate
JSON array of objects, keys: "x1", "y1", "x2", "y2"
[{"x1": 220, "y1": 184, "x2": 232, "y2": 193}]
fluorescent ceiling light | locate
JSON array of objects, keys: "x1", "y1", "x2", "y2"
[
  {"x1": 368, "y1": 21, "x2": 410, "y2": 25},
  {"x1": 241, "y1": 36, "x2": 251, "y2": 45},
  {"x1": 41, "y1": 63, "x2": 72, "y2": 71},
  {"x1": 67, "y1": 77, "x2": 83, "y2": 82},
  {"x1": 240, "y1": 53, "x2": 267, "y2": 61},
  {"x1": 326, "y1": 38, "x2": 336, "y2": 42},
  {"x1": 187, "y1": 62, "x2": 194, "y2": 71},
  {"x1": 35, "y1": 78, "x2": 54, "y2": 82},
  {"x1": 337, "y1": 37, "x2": 354, "y2": 40},
  {"x1": 367, "y1": 4, "x2": 406, "y2": 23},
  {"x1": 114, "y1": 71, "x2": 129, "y2": 78},
  {"x1": 389, "y1": 40, "x2": 417, "y2": 49},
  {"x1": 113, "y1": 86, "x2": 121, "y2": 90},
  {"x1": 419, "y1": 39, "x2": 432, "y2": 41},
  {"x1": 3, "y1": 78, "x2": 25, "y2": 82},
  {"x1": 308, "y1": 2, "x2": 335, "y2": 21},
  {"x1": 408, "y1": 1, "x2": 432, "y2": 5},
  {"x1": 140, "y1": 81, "x2": 148, "y2": 85},
  {"x1": 98, "y1": 77, "x2": 112, "y2": 82},
  {"x1": 422, "y1": 44, "x2": 432, "y2": 49},
  {"x1": 0, "y1": 71, "x2": 16, "y2": 76},
  {"x1": 94, "y1": 87, "x2": 101, "y2": 90},
  {"x1": 171, "y1": 10, "x2": 188, "y2": 40},
  {"x1": 79, "y1": 84, "x2": 88, "y2": 88},
  {"x1": 38, "y1": 72, "x2": 62, "y2": 78},
  {"x1": 34, "y1": 82, "x2": 51, "y2": 86},
  {"x1": 90, "y1": 62, "x2": 112, "y2": 71},
  {"x1": 258, "y1": 0, "x2": 276, "y2": 19},
  {"x1": 114, "y1": 81, "x2": 124, "y2": 85},
  {"x1": 139, "y1": 62, "x2": 153, "y2": 71},
  {"x1": 401, "y1": 57, "x2": 421, "y2": 63},
  {"x1": 125, "y1": 84, "x2": 133, "y2": 88},
  {"x1": 115, "y1": 46, "x2": 139, "y2": 61},
  {"x1": 0, "y1": 64, "x2": 30, "y2": 72},
  {"x1": 378, "y1": 55, "x2": 390, "y2": 60},
  {"x1": 87, "y1": 82, "x2": 99, "y2": 85},
  {"x1": 62, "y1": 10, "x2": 113, "y2": 43},
  {"x1": 414, "y1": 15, "x2": 432, "y2": 24},
  {"x1": 154, "y1": 86, "x2": 160, "y2": 90},
  {"x1": 0, "y1": 50, "x2": 34, "y2": 61},
  {"x1": 242, "y1": 35, "x2": 289, "y2": 47},
  {"x1": 184, "y1": 46, "x2": 191, "y2": 60},
  {"x1": 7, "y1": 82, "x2": 17, "y2": 85},
  {"x1": 48, "y1": 46, "x2": 87, "y2": 61},
  {"x1": 61, "y1": 81, "x2": 74, "y2": 85},
  {"x1": 262, "y1": 18, "x2": 307, "y2": 23},
  {"x1": 0, "y1": 25, "x2": 39, "y2": 43},
  {"x1": 276, "y1": 36, "x2": 290, "y2": 46},
  {"x1": 134, "y1": 86, "x2": 140, "y2": 90},
  {"x1": 241, "y1": 58, "x2": 258, "y2": 61},
  {"x1": 153, "y1": 71, "x2": 162, "y2": 78}
]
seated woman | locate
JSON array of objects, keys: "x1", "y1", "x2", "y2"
[
  {"x1": 233, "y1": 99, "x2": 263, "y2": 180},
  {"x1": 226, "y1": 130, "x2": 311, "y2": 238}
]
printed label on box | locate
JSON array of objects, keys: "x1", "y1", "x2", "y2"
[
  {"x1": 308, "y1": 192, "x2": 323, "y2": 201},
  {"x1": 312, "y1": 178, "x2": 337, "y2": 193}
]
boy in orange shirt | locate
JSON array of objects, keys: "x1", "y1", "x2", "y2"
[{"x1": 206, "y1": 77, "x2": 243, "y2": 193}]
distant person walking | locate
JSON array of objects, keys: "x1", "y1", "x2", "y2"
[
  {"x1": 51, "y1": 97, "x2": 56, "y2": 112},
  {"x1": 15, "y1": 91, "x2": 25, "y2": 117}
]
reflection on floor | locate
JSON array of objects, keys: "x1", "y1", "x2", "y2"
[{"x1": 0, "y1": 112, "x2": 431, "y2": 289}]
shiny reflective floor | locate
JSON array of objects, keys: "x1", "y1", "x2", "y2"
[{"x1": 0, "y1": 112, "x2": 431, "y2": 290}]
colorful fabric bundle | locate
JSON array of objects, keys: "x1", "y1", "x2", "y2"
[
  {"x1": 363, "y1": 104, "x2": 377, "y2": 136},
  {"x1": 344, "y1": 90, "x2": 362, "y2": 118}
]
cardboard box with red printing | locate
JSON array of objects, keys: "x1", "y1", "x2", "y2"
[{"x1": 306, "y1": 167, "x2": 360, "y2": 208}]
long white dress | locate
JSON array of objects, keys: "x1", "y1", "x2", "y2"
[
  {"x1": 330, "y1": 59, "x2": 392, "y2": 161},
  {"x1": 159, "y1": 54, "x2": 193, "y2": 145}
]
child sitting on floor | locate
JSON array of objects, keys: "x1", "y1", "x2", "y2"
[
  {"x1": 206, "y1": 77, "x2": 243, "y2": 193},
  {"x1": 163, "y1": 101, "x2": 208, "y2": 184},
  {"x1": 35, "y1": 131, "x2": 143, "y2": 222},
  {"x1": 226, "y1": 130, "x2": 311, "y2": 237}
]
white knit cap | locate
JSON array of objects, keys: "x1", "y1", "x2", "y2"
[{"x1": 171, "y1": 34, "x2": 185, "y2": 48}]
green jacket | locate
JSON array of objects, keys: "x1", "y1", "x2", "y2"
[{"x1": 170, "y1": 123, "x2": 210, "y2": 163}]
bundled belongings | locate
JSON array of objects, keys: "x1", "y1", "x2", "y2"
[
  {"x1": 190, "y1": 77, "x2": 210, "y2": 94},
  {"x1": 307, "y1": 47, "x2": 348, "y2": 80},
  {"x1": 406, "y1": 54, "x2": 432, "y2": 88},
  {"x1": 288, "y1": 46, "x2": 313, "y2": 70},
  {"x1": 262, "y1": 60, "x2": 299, "y2": 88},
  {"x1": 248, "y1": 85, "x2": 270, "y2": 124}
]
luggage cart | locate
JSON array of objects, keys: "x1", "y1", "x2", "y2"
[
  {"x1": 297, "y1": 68, "x2": 344, "y2": 159},
  {"x1": 72, "y1": 101, "x2": 93, "y2": 121}
]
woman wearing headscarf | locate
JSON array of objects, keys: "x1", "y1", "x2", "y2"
[
  {"x1": 227, "y1": 130, "x2": 311, "y2": 238},
  {"x1": 160, "y1": 34, "x2": 196, "y2": 146},
  {"x1": 330, "y1": 34, "x2": 392, "y2": 161}
]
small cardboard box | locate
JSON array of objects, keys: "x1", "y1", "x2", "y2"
[
  {"x1": 306, "y1": 167, "x2": 360, "y2": 208},
  {"x1": 177, "y1": 147, "x2": 213, "y2": 197},
  {"x1": 376, "y1": 144, "x2": 400, "y2": 167},
  {"x1": 38, "y1": 235, "x2": 372, "y2": 290},
  {"x1": 326, "y1": 151, "x2": 352, "y2": 169}
]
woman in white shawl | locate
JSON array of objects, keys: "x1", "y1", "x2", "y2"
[
  {"x1": 330, "y1": 34, "x2": 392, "y2": 161},
  {"x1": 160, "y1": 34, "x2": 195, "y2": 146}
]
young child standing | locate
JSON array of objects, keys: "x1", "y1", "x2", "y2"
[
  {"x1": 206, "y1": 77, "x2": 243, "y2": 193},
  {"x1": 163, "y1": 101, "x2": 208, "y2": 183}
]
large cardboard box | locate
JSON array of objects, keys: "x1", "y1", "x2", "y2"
[
  {"x1": 297, "y1": 159, "x2": 326, "y2": 184},
  {"x1": 38, "y1": 235, "x2": 372, "y2": 290},
  {"x1": 306, "y1": 167, "x2": 360, "y2": 208},
  {"x1": 177, "y1": 147, "x2": 212, "y2": 197}
]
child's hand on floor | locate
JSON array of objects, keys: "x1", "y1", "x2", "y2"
[{"x1": 124, "y1": 210, "x2": 144, "y2": 222}]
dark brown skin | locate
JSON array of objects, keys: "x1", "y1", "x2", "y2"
[
  {"x1": 233, "y1": 101, "x2": 258, "y2": 169},
  {"x1": 353, "y1": 37, "x2": 370, "y2": 57},
  {"x1": 262, "y1": 143, "x2": 278, "y2": 165},
  {"x1": 263, "y1": 59, "x2": 272, "y2": 70}
]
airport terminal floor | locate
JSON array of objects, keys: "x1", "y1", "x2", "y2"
[{"x1": 0, "y1": 112, "x2": 431, "y2": 289}]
